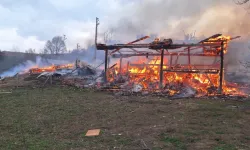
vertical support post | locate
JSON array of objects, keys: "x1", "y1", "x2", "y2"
[
  {"x1": 218, "y1": 42, "x2": 224, "y2": 94},
  {"x1": 119, "y1": 57, "x2": 123, "y2": 73},
  {"x1": 127, "y1": 61, "x2": 129, "y2": 72},
  {"x1": 108, "y1": 56, "x2": 110, "y2": 69},
  {"x1": 188, "y1": 47, "x2": 191, "y2": 66},
  {"x1": 104, "y1": 50, "x2": 108, "y2": 82},
  {"x1": 159, "y1": 49, "x2": 165, "y2": 89},
  {"x1": 170, "y1": 55, "x2": 172, "y2": 68},
  {"x1": 94, "y1": 17, "x2": 99, "y2": 61}
]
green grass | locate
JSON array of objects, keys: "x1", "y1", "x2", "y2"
[
  {"x1": 161, "y1": 134, "x2": 187, "y2": 150},
  {"x1": 213, "y1": 144, "x2": 236, "y2": 150},
  {"x1": 1, "y1": 86, "x2": 250, "y2": 149}
]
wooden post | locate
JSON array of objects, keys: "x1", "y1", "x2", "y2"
[
  {"x1": 104, "y1": 49, "x2": 108, "y2": 82},
  {"x1": 170, "y1": 55, "x2": 172, "y2": 68},
  {"x1": 94, "y1": 17, "x2": 99, "y2": 61},
  {"x1": 188, "y1": 47, "x2": 191, "y2": 66},
  {"x1": 159, "y1": 49, "x2": 165, "y2": 89},
  {"x1": 119, "y1": 57, "x2": 123, "y2": 73},
  {"x1": 218, "y1": 42, "x2": 224, "y2": 94},
  {"x1": 127, "y1": 61, "x2": 130, "y2": 72}
]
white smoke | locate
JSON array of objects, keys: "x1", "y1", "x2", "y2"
[
  {"x1": 100, "y1": 0, "x2": 250, "y2": 73},
  {"x1": 0, "y1": 60, "x2": 36, "y2": 78},
  {"x1": 107, "y1": 0, "x2": 250, "y2": 41}
]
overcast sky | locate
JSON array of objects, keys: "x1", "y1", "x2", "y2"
[
  {"x1": 0, "y1": 0, "x2": 135, "y2": 52},
  {"x1": 0, "y1": 0, "x2": 249, "y2": 52}
]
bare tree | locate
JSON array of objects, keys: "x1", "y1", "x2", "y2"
[
  {"x1": 183, "y1": 30, "x2": 196, "y2": 41},
  {"x1": 11, "y1": 46, "x2": 20, "y2": 52},
  {"x1": 239, "y1": 44, "x2": 250, "y2": 70},
  {"x1": 25, "y1": 48, "x2": 35, "y2": 54},
  {"x1": 234, "y1": 0, "x2": 249, "y2": 5},
  {"x1": 43, "y1": 36, "x2": 67, "y2": 54},
  {"x1": 233, "y1": 0, "x2": 250, "y2": 13},
  {"x1": 104, "y1": 29, "x2": 113, "y2": 43}
]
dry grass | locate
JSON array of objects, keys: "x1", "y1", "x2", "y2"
[{"x1": 1, "y1": 86, "x2": 250, "y2": 150}]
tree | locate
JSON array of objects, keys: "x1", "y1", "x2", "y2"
[
  {"x1": 43, "y1": 36, "x2": 67, "y2": 54},
  {"x1": 103, "y1": 29, "x2": 114, "y2": 43},
  {"x1": 25, "y1": 48, "x2": 35, "y2": 53},
  {"x1": 11, "y1": 46, "x2": 20, "y2": 52},
  {"x1": 183, "y1": 30, "x2": 196, "y2": 41},
  {"x1": 234, "y1": 0, "x2": 249, "y2": 5}
]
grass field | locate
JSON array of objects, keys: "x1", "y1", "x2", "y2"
[{"x1": 1, "y1": 86, "x2": 250, "y2": 150}]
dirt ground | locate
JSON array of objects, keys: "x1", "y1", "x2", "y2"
[{"x1": 1, "y1": 81, "x2": 250, "y2": 149}]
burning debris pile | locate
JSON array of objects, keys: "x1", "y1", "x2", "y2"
[
  {"x1": 29, "y1": 64, "x2": 74, "y2": 74},
  {"x1": 0, "y1": 57, "x2": 101, "y2": 88},
  {"x1": 29, "y1": 59, "x2": 101, "y2": 88}
]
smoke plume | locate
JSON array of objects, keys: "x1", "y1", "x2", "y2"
[
  {"x1": 108, "y1": 0, "x2": 250, "y2": 40},
  {"x1": 100, "y1": 0, "x2": 250, "y2": 72}
]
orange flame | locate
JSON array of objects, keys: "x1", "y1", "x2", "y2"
[
  {"x1": 29, "y1": 64, "x2": 74, "y2": 74},
  {"x1": 108, "y1": 35, "x2": 245, "y2": 96}
]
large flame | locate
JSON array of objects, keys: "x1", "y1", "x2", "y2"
[
  {"x1": 29, "y1": 64, "x2": 74, "y2": 74},
  {"x1": 107, "y1": 35, "x2": 245, "y2": 96}
]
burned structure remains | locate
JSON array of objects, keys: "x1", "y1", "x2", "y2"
[{"x1": 95, "y1": 18, "x2": 243, "y2": 97}]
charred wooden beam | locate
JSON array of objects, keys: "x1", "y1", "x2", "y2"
[
  {"x1": 129, "y1": 73, "x2": 149, "y2": 75},
  {"x1": 109, "y1": 36, "x2": 150, "y2": 54},
  {"x1": 112, "y1": 53, "x2": 220, "y2": 58},
  {"x1": 170, "y1": 55, "x2": 173, "y2": 67},
  {"x1": 198, "y1": 34, "x2": 222, "y2": 43},
  {"x1": 129, "y1": 63, "x2": 220, "y2": 68},
  {"x1": 119, "y1": 58, "x2": 122, "y2": 73},
  {"x1": 109, "y1": 63, "x2": 117, "y2": 69},
  {"x1": 159, "y1": 49, "x2": 164, "y2": 88},
  {"x1": 218, "y1": 42, "x2": 224, "y2": 94},
  {"x1": 96, "y1": 43, "x2": 221, "y2": 50},
  {"x1": 104, "y1": 50, "x2": 108, "y2": 82},
  {"x1": 231, "y1": 36, "x2": 241, "y2": 40},
  {"x1": 127, "y1": 61, "x2": 129, "y2": 72},
  {"x1": 188, "y1": 47, "x2": 191, "y2": 65},
  {"x1": 163, "y1": 69, "x2": 220, "y2": 74},
  {"x1": 129, "y1": 64, "x2": 167, "y2": 67}
]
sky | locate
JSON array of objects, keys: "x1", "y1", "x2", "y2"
[
  {"x1": 0, "y1": 0, "x2": 250, "y2": 53},
  {"x1": 0, "y1": 0, "x2": 135, "y2": 52}
]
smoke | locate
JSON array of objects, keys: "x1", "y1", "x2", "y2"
[
  {"x1": 109, "y1": 0, "x2": 250, "y2": 40},
  {"x1": 0, "y1": 60, "x2": 35, "y2": 78},
  {"x1": 3, "y1": 1, "x2": 250, "y2": 77},
  {"x1": 0, "y1": 56, "x2": 71, "y2": 78},
  {"x1": 100, "y1": 0, "x2": 250, "y2": 72}
]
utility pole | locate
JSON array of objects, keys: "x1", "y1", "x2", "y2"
[
  {"x1": 77, "y1": 43, "x2": 80, "y2": 50},
  {"x1": 63, "y1": 34, "x2": 67, "y2": 41},
  {"x1": 63, "y1": 34, "x2": 68, "y2": 53},
  {"x1": 94, "y1": 17, "x2": 100, "y2": 61}
]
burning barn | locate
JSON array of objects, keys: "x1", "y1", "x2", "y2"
[{"x1": 95, "y1": 19, "x2": 245, "y2": 97}]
